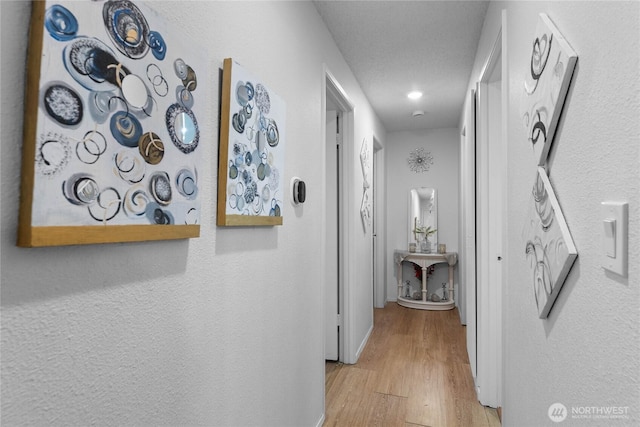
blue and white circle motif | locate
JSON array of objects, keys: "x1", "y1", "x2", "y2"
[{"x1": 228, "y1": 75, "x2": 282, "y2": 216}]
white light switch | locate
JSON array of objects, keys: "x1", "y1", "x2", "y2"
[
  {"x1": 603, "y1": 219, "x2": 616, "y2": 258},
  {"x1": 601, "y1": 201, "x2": 628, "y2": 277}
]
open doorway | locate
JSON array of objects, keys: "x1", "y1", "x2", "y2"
[
  {"x1": 324, "y1": 68, "x2": 354, "y2": 363},
  {"x1": 472, "y1": 15, "x2": 506, "y2": 408}
]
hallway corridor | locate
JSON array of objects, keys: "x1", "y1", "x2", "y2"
[{"x1": 324, "y1": 303, "x2": 500, "y2": 426}]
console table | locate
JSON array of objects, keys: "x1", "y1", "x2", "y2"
[{"x1": 394, "y1": 250, "x2": 457, "y2": 310}]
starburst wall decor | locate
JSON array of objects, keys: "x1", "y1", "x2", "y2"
[{"x1": 407, "y1": 147, "x2": 433, "y2": 173}]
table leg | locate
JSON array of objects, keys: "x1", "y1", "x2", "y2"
[
  {"x1": 397, "y1": 260, "x2": 403, "y2": 299},
  {"x1": 448, "y1": 264, "x2": 454, "y2": 302},
  {"x1": 422, "y1": 266, "x2": 428, "y2": 302}
]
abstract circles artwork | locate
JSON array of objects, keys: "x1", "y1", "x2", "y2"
[
  {"x1": 217, "y1": 59, "x2": 286, "y2": 226},
  {"x1": 18, "y1": 0, "x2": 205, "y2": 246}
]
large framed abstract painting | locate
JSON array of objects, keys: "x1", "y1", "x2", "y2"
[
  {"x1": 217, "y1": 58, "x2": 286, "y2": 226},
  {"x1": 523, "y1": 167, "x2": 577, "y2": 318},
  {"x1": 522, "y1": 13, "x2": 577, "y2": 167},
  {"x1": 18, "y1": 1, "x2": 206, "y2": 247}
]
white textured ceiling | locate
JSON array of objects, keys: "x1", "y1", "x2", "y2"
[{"x1": 313, "y1": 1, "x2": 489, "y2": 132}]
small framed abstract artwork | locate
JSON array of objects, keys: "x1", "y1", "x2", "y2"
[
  {"x1": 360, "y1": 136, "x2": 370, "y2": 189},
  {"x1": 522, "y1": 13, "x2": 578, "y2": 166},
  {"x1": 523, "y1": 167, "x2": 578, "y2": 318},
  {"x1": 360, "y1": 189, "x2": 371, "y2": 232},
  {"x1": 18, "y1": 0, "x2": 206, "y2": 247},
  {"x1": 359, "y1": 136, "x2": 371, "y2": 232},
  {"x1": 217, "y1": 58, "x2": 286, "y2": 226}
]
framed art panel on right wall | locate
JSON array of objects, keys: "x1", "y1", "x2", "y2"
[
  {"x1": 522, "y1": 13, "x2": 578, "y2": 167},
  {"x1": 523, "y1": 167, "x2": 578, "y2": 318}
]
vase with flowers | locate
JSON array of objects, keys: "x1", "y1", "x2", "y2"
[{"x1": 413, "y1": 224, "x2": 437, "y2": 253}]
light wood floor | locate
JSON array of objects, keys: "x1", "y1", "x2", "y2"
[{"x1": 324, "y1": 303, "x2": 500, "y2": 427}]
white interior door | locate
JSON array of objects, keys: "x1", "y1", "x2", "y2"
[
  {"x1": 372, "y1": 145, "x2": 377, "y2": 306},
  {"x1": 474, "y1": 21, "x2": 505, "y2": 408},
  {"x1": 325, "y1": 110, "x2": 339, "y2": 361},
  {"x1": 487, "y1": 65, "x2": 503, "y2": 408},
  {"x1": 372, "y1": 140, "x2": 385, "y2": 309}
]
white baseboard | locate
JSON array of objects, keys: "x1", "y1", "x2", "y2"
[{"x1": 353, "y1": 323, "x2": 374, "y2": 362}]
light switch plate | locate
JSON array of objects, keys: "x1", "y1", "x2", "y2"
[{"x1": 601, "y1": 201, "x2": 628, "y2": 276}]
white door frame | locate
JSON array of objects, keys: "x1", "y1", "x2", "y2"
[
  {"x1": 372, "y1": 137, "x2": 385, "y2": 309},
  {"x1": 461, "y1": 89, "x2": 477, "y2": 376},
  {"x1": 322, "y1": 66, "x2": 355, "y2": 363},
  {"x1": 473, "y1": 11, "x2": 507, "y2": 408},
  {"x1": 324, "y1": 109, "x2": 339, "y2": 361}
]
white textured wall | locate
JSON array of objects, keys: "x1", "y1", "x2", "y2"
[
  {"x1": 464, "y1": 2, "x2": 640, "y2": 425},
  {"x1": 385, "y1": 129, "x2": 460, "y2": 303},
  {"x1": 0, "y1": 1, "x2": 385, "y2": 425}
]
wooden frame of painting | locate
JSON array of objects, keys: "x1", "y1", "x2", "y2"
[
  {"x1": 217, "y1": 58, "x2": 286, "y2": 226},
  {"x1": 522, "y1": 13, "x2": 578, "y2": 167},
  {"x1": 523, "y1": 167, "x2": 578, "y2": 318},
  {"x1": 17, "y1": 0, "x2": 206, "y2": 247}
]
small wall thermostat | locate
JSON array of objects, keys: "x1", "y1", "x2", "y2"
[{"x1": 291, "y1": 177, "x2": 306, "y2": 204}]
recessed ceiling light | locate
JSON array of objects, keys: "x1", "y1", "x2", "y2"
[{"x1": 407, "y1": 91, "x2": 423, "y2": 100}]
